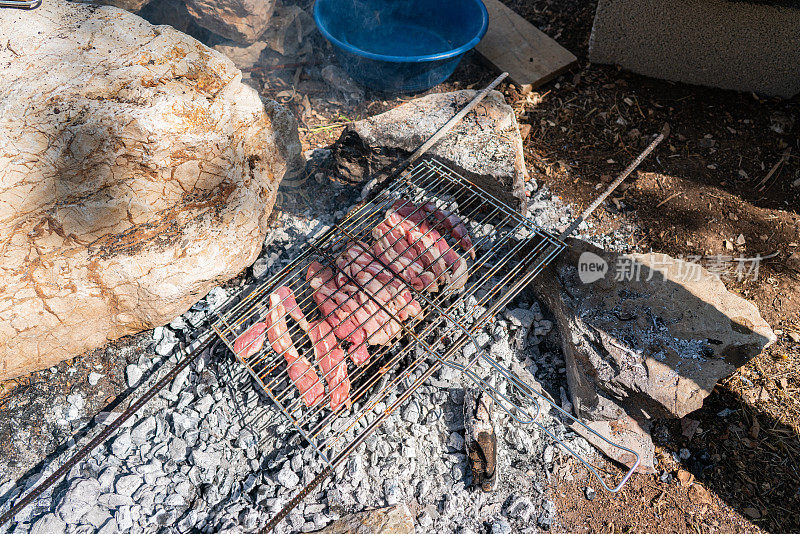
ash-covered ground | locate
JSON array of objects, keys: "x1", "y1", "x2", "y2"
[{"x1": 0, "y1": 157, "x2": 633, "y2": 534}]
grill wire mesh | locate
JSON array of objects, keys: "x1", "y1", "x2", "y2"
[{"x1": 212, "y1": 158, "x2": 565, "y2": 467}]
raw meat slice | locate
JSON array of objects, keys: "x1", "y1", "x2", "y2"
[
  {"x1": 393, "y1": 198, "x2": 475, "y2": 259},
  {"x1": 387, "y1": 206, "x2": 467, "y2": 290},
  {"x1": 233, "y1": 321, "x2": 267, "y2": 360},
  {"x1": 266, "y1": 292, "x2": 324, "y2": 407},
  {"x1": 371, "y1": 223, "x2": 435, "y2": 291},
  {"x1": 274, "y1": 286, "x2": 309, "y2": 332},
  {"x1": 308, "y1": 320, "x2": 350, "y2": 411}
]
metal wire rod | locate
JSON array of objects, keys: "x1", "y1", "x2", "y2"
[{"x1": 558, "y1": 123, "x2": 670, "y2": 241}]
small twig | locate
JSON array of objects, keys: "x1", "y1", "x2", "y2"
[
  {"x1": 655, "y1": 191, "x2": 683, "y2": 208},
  {"x1": 755, "y1": 148, "x2": 791, "y2": 191}
]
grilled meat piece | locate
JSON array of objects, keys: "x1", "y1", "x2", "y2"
[{"x1": 393, "y1": 198, "x2": 475, "y2": 259}]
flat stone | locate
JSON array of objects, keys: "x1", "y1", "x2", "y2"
[
  {"x1": 0, "y1": 0, "x2": 302, "y2": 381},
  {"x1": 331, "y1": 90, "x2": 530, "y2": 212},
  {"x1": 310, "y1": 504, "x2": 414, "y2": 534},
  {"x1": 533, "y1": 238, "x2": 776, "y2": 421}
]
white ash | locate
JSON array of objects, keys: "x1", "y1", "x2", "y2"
[{"x1": 0, "y1": 172, "x2": 636, "y2": 534}]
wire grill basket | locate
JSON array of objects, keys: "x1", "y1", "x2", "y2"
[{"x1": 212, "y1": 158, "x2": 638, "y2": 494}]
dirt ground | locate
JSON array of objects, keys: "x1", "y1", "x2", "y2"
[
  {"x1": 499, "y1": 1, "x2": 799, "y2": 533},
  {"x1": 2, "y1": 0, "x2": 798, "y2": 532}
]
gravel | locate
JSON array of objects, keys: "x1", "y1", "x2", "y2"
[{"x1": 0, "y1": 164, "x2": 621, "y2": 534}]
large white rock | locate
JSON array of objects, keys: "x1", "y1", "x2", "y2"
[{"x1": 0, "y1": 0, "x2": 302, "y2": 380}]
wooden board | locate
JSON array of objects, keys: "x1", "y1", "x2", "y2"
[{"x1": 475, "y1": 0, "x2": 577, "y2": 90}]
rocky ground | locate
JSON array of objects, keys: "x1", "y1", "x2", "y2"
[{"x1": 0, "y1": 168, "x2": 611, "y2": 534}]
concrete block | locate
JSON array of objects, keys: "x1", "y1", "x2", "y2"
[{"x1": 589, "y1": 0, "x2": 800, "y2": 98}]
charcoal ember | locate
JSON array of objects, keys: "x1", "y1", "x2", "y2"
[{"x1": 463, "y1": 389, "x2": 498, "y2": 492}]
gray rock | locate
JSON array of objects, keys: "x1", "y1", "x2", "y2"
[
  {"x1": 131, "y1": 416, "x2": 156, "y2": 443},
  {"x1": 98, "y1": 493, "x2": 135, "y2": 508},
  {"x1": 82, "y1": 506, "x2": 112, "y2": 529},
  {"x1": 489, "y1": 338, "x2": 512, "y2": 364},
  {"x1": 418, "y1": 510, "x2": 434, "y2": 529},
  {"x1": 331, "y1": 90, "x2": 530, "y2": 210},
  {"x1": 30, "y1": 513, "x2": 66, "y2": 534},
  {"x1": 492, "y1": 518, "x2": 512, "y2": 534},
  {"x1": 67, "y1": 393, "x2": 85, "y2": 410},
  {"x1": 126, "y1": 364, "x2": 143, "y2": 388},
  {"x1": 504, "y1": 308, "x2": 537, "y2": 330},
  {"x1": 115, "y1": 506, "x2": 133, "y2": 531},
  {"x1": 584, "y1": 486, "x2": 596, "y2": 501},
  {"x1": 402, "y1": 401, "x2": 421, "y2": 424},
  {"x1": 56, "y1": 478, "x2": 100, "y2": 524},
  {"x1": 191, "y1": 449, "x2": 222, "y2": 471},
  {"x1": 168, "y1": 438, "x2": 188, "y2": 461},
  {"x1": 184, "y1": 0, "x2": 276, "y2": 43},
  {"x1": 173, "y1": 412, "x2": 201, "y2": 436},
  {"x1": 169, "y1": 364, "x2": 190, "y2": 394},
  {"x1": 195, "y1": 394, "x2": 214, "y2": 416},
  {"x1": 165, "y1": 494, "x2": 186, "y2": 506},
  {"x1": 276, "y1": 463, "x2": 300, "y2": 489},
  {"x1": 87, "y1": 372, "x2": 104, "y2": 386},
  {"x1": 111, "y1": 430, "x2": 133, "y2": 459},
  {"x1": 115, "y1": 474, "x2": 143, "y2": 497},
  {"x1": 97, "y1": 518, "x2": 118, "y2": 534},
  {"x1": 384, "y1": 479, "x2": 401, "y2": 506},
  {"x1": 156, "y1": 328, "x2": 178, "y2": 356},
  {"x1": 533, "y1": 238, "x2": 776, "y2": 421},
  {"x1": 447, "y1": 432, "x2": 465, "y2": 451}
]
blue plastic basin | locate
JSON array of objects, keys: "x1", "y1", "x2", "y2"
[{"x1": 314, "y1": 0, "x2": 488, "y2": 93}]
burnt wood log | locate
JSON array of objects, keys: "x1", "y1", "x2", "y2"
[{"x1": 464, "y1": 388, "x2": 498, "y2": 492}]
